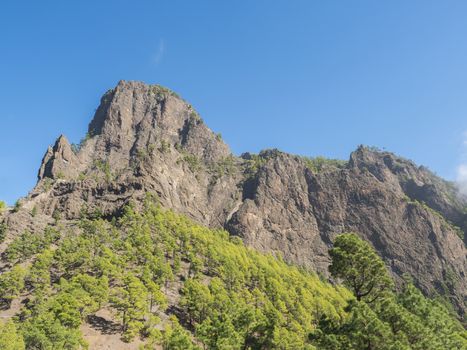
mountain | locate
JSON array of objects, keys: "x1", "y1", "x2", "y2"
[{"x1": 2, "y1": 80, "x2": 466, "y2": 319}]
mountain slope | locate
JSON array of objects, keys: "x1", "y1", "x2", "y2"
[
  {"x1": 2, "y1": 80, "x2": 466, "y2": 316},
  {"x1": 0, "y1": 201, "x2": 465, "y2": 349}
]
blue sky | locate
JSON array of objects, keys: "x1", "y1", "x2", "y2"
[{"x1": 2, "y1": 1, "x2": 467, "y2": 204}]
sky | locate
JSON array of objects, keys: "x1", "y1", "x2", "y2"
[{"x1": 2, "y1": 1, "x2": 467, "y2": 204}]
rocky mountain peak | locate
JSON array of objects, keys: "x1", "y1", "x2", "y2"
[
  {"x1": 37, "y1": 80, "x2": 231, "y2": 182},
  {"x1": 84, "y1": 80, "x2": 230, "y2": 165}
]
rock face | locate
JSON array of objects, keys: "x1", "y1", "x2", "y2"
[
  {"x1": 227, "y1": 149, "x2": 466, "y2": 314},
  {"x1": 2, "y1": 80, "x2": 466, "y2": 315}
]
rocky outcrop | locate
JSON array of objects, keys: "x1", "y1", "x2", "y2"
[
  {"x1": 38, "y1": 135, "x2": 79, "y2": 180},
  {"x1": 2, "y1": 80, "x2": 466, "y2": 316},
  {"x1": 349, "y1": 147, "x2": 467, "y2": 236}
]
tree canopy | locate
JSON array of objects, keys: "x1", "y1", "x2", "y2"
[
  {"x1": 311, "y1": 233, "x2": 467, "y2": 350},
  {"x1": 329, "y1": 233, "x2": 394, "y2": 302}
]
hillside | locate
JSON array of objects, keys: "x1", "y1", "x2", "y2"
[{"x1": 0, "y1": 199, "x2": 465, "y2": 349}]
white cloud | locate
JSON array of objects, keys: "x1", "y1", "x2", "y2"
[
  {"x1": 152, "y1": 39, "x2": 165, "y2": 66},
  {"x1": 456, "y1": 131, "x2": 467, "y2": 195},
  {"x1": 457, "y1": 164, "x2": 467, "y2": 194}
]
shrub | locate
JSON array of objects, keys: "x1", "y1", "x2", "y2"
[
  {"x1": 177, "y1": 154, "x2": 201, "y2": 172},
  {"x1": 12, "y1": 200, "x2": 21, "y2": 213},
  {"x1": 0, "y1": 222, "x2": 7, "y2": 243},
  {"x1": 159, "y1": 140, "x2": 170, "y2": 153},
  {"x1": 302, "y1": 156, "x2": 347, "y2": 173},
  {"x1": 93, "y1": 159, "x2": 113, "y2": 182}
]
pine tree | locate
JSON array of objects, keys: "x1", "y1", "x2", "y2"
[
  {"x1": 0, "y1": 265, "x2": 26, "y2": 305},
  {"x1": 0, "y1": 321, "x2": 25, "y2": 350},
  {"x1": 110, "y1": 274, "x2": 149, "y2": 341},
  {"x1": 329, "y1": 233, "x2": 393, "y2": 303}
]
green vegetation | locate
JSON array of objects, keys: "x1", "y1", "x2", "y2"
[
  {"x1": 150, "y1": 84, "x2": 182, "y2": 100},
  {"x1": 0, "y1": 200, "x2": 464, "y2": 349},
  {"x1": 71, "y1": 132, "x2": 92, "y2": 154},
  {"x1": 242, "y1": 151, "x2": 348, "y2": 178},
  {"x1": 148, "y1": 143, "x2": 156, "y2": 154},
  {"x1": 42, "y1": 177, "x2": 54, "y2": 191},
  {"x1": 403, "y1": 196, "x2": 466, "y2": 241},
  {"x1": 302, "y1": 156, "x2": 347, "y2": 173},
  {"x1": 77, "y1": 172, "x2": 87, "y2": 182},
  {"x1": 209, "y1": 155, "x2": 236, "y2": 179},
  {"x1": 12, "y1": 200, "x2": 21, "y2": 213},
  {"x1": 361, "y1": 145, "x2": 384, "y2": 153},
  {"x1": 243, "y1": 153, "x2": 268, "y2": 178},
  {"x1": 4, "y1": 227, "x2": 60, "y2": 264},
  {"x1": 0, "y1": 265, "x2": 26, "y2": 305},
  {"x1": 159, "y1": 140, "x2": 170, "y2": 153},
  {"x1": 93, "y1": 159, "x2": 113, "y2": 182},
  {"x1": 190, "y1": 110, "x2": 202, "y2": 123},
  {"x1": 160, "y1": 316, "x2": 199, "y2": 350},
  {"x1": 329, "y1": 234, "x2": 393, "y2": 303},
  {"x1": 136, "y1": 148, "x2": 148, "y2": 162},
  {"x1": 0, "y1": 200, "x2": 6, "y2": 213},
  {"x1": 56, "y1": 171, "x2": 66, "y2": 180},
  {"x1": 0, "y1": 198, "x2": 349, "y2": 349},
  {"x1": 0, "y1": 221, "x2": 7, "y2": 243},
  {"x1": 311, "y1": 233, "x2": 467, "y2": 350},
  {"x1": 178, "y1": 153, "x2": 202, "y2": 172},
  {"x1": 0, "y1": 320, "x2": 25, "y2": 350},
  {"x1": 79, "y1": 204, "x2": 104, "y2": 220}
]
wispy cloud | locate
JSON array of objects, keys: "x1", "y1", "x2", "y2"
[
  {"x1": 152, "y1": 39, "x2": 165, "y2": 66},
  {"x1": 456, "y1": 131, "x2": 467, "y2": 195}
]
